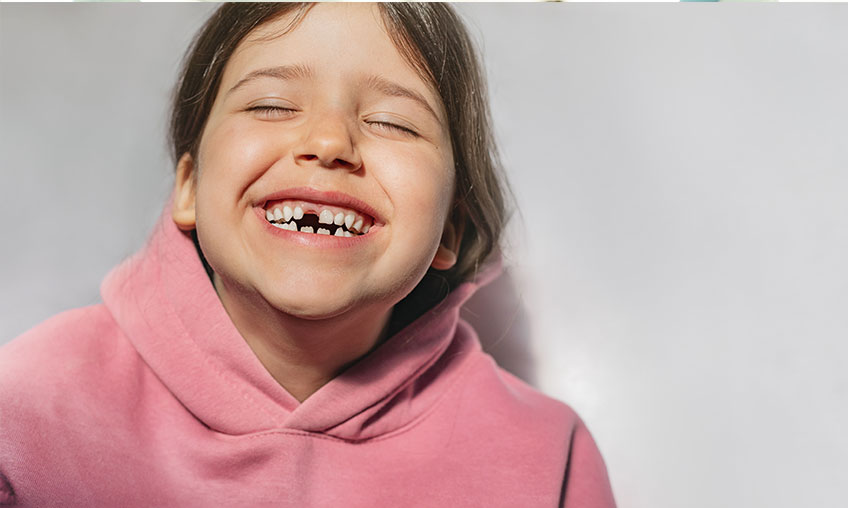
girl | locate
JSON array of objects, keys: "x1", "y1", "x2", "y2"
[{"x1": 0, "y1": 3, "x2": 615, "y2": 506}]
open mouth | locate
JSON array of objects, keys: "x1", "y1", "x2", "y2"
[{"x1": 263, "y1": 199, "x2": 374, "y2": 237}]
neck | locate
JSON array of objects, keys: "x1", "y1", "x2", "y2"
[{"x1": 213, "y1": 274, "x2": 393, "y2": 403}]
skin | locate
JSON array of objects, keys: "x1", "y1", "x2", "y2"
[{"x1": 171, "y1": 3, "x2": 461, "y2": 402}]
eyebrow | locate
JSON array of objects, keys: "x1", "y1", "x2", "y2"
[
  {"x1": 364, "y1": 74, "x2": 440, "y2": 123},
  {"x1": 226, "y1": 65, "x2": 441, "y2": 123},
  {"x1": 226, "y1": 64, "x2": 314, "y2": 96}
]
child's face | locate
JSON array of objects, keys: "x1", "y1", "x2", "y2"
[{"x1": 174, "y1": 3, "x2": 456, "y2": 320}]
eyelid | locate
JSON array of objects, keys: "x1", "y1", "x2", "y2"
[
  {"x1": 365, "y1": 114, "x2": 419, "y2": 136},
  {"x1": 369, "y1": 121, "x2": 419, "y2": 137},
  {"x1": 245, "y1": 104, "x2": 298, "y2": 122},
  {"x1": 247, "y1": 104, "x2": 295, "y2": 112},
  {"x1": 245, "y1": 96, "x2": 298, "y2": 109}
]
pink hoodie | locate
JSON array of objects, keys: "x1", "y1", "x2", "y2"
[{"x1": 0, "y1": 206, "x2": 615, "y2": 507}]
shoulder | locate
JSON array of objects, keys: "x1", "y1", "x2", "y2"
[
  {"x1": 456, "y1": 354, "x2": 617, "y2": 506},
  {"x1": 0, "y1": 305, "x2": 121, "y2": 387},
  {"x1": 0, "y1": 304, "x2": 139, "y2": 430},
  {"x1": 460, "y1": 352, "x2": 580, "y2": 430},
  {"x1": 0, "y1": 306, "x2": 152, "y2": 506}
]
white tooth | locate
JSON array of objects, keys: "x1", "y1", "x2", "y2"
[
  {"x1": 285, "y1": 222, "x2": 296, "y2": 231},
  {"x1": 334, "y1": 212, "x2": 345, "y2": 226},
  {"x1": 334, "y1": 227, "x2": 344, "y2": 237},
  {"x1": 344, "y1": 231, "x2": 353, "y2": 237},
  {"x1": 300, "y1": 226, "x2": 313, "y2": 233},
  {"x1": 283, "y1": 206, "x2": 293, "y2": 222},
  {"x1": 319, "y1": 209, "x2": 334, "y2": 224},
  {"x1": 317, "y1": 228, "x2": 330, "y2": 235},
  {"x1": 272, "y1": 222, "x2": 286, "y2": 229},
  {"x1": 273, "y1": 208, "x2": 283, "y2": 221},
  {"x1": 294, "y1": 206, "x2": 304, "y2": 220},
  {"x1": 265, "y1": 210, "x2": 274, "y2": 222},
  {"x1": 344, "y1": 213, "x2": 355, "y2": 229},
  {"x1": 352, "y1": 218, "x2": 363, "y2": 232},
  {"x1": 362, "y1": 223, "x2": 371, "y2": 234}
]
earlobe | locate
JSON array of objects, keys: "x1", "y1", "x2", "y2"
[
  {"x1": 172, "y1": 153, "x2": 198, "y2": 231},
  {"x1": 431, "y1": 243, "x2": 458, "y2": 271},
  {"x1": 430, "y1": 215, "x2": 463, "y2": 271}
]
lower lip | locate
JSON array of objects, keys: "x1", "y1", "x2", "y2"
[{"x1": 254, "y1": 207, "x2": 379, "y2": 248}]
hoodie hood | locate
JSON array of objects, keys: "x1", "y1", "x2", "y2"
[{"x1": 100, "y1": 204, "x2": 501, "y2": 441}]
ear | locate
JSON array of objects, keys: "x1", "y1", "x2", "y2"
[
  {"x1": 172, "y1": 153, "x2": 198, "y2": 231},
  {"x1": 430, "y1": 211, "x2": 464, "y2": 271}
]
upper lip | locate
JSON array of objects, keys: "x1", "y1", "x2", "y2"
[{"x1": 257, "y1": 186, "x2": 383, "y2": 224}]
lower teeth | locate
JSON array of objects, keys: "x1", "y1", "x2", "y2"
[{"x1": 269, "y1": 219, "x2": 360, "y2": 236}]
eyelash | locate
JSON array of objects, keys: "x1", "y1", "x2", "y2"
[
  {"x1": 247, "y1": 105, "x2": 296, "y2": 118},
  {"x1": 366, "y1": 121, "x2": 419, "y2": 138},
  {"x1": 246, "y1": 106, "x2": 419, "y2": 137}
]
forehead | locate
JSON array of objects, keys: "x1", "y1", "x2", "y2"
[{"x1": 221, "y1": 3, "x2": 444, "y2": 117}]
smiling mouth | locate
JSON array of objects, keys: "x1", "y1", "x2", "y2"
[{"x1": 263, "y1": 200, "x2": 374, "y2": 237}]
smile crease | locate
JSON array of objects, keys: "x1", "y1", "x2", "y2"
[{"x1": 263, "y1": 202, "x2": 373, "y2": 237}]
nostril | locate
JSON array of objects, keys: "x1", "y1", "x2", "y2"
[
  {"x1": 334, "y1": 158, "x2": 356, "y2": 169},
  {"x1": 297, "y1": 154, "x2": 353, "y2": 167}
]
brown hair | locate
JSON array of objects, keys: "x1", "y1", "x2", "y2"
[{"x1": 170, "y1": 2, "x2": 511, "y2": 294}]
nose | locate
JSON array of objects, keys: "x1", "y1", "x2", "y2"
[{"x1": 294, "y1": 111, "x2": 362, "y2": 172}]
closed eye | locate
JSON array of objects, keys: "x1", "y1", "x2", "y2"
[
  {"x1": 367, "y1": 121, "x2": 419, "y2": 138},
  {"x1": 246, "y1": 105, "x2": 297, "y2": 119},
  {"x1": 245, "y1": 106, "x2": 418, "y2": 137}
]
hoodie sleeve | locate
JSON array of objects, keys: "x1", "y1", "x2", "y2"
[{"x1": 561, "y1": 418, "x2": 616, "y2": 508}]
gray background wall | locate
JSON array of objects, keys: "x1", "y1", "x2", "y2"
[{"x1": 2, "y1": 4, "x2": 847, "y2": 507}]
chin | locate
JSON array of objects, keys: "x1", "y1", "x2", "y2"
[
  {"x1": 272, "y1": 298, "x2": 351, "y2": 320},
  {"x1": 259, "y1": 278, "x2": 365, "y2": 320}
]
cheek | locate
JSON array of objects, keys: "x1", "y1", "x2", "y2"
[
  {"x1": 408, "y1": 168, "x2": 454, "y2": 239},
  {"x1": 408, "y1": 186, "x2": 452, "y2": 237},
  {"x1": 198, "y1": 120, "x2": 292, "y2": 187},
  {"x1": 374, "y1": 148, "x2": 454, "y2": 222}
]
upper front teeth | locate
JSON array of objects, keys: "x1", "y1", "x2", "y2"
[
  {"x1": 265, "y1": 201, "x2": 374, "y2": 237},
  {"x1": 319, "y1": 209, "x2": 334, "y2": 224}
]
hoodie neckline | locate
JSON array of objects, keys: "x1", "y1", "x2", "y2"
[{"x1": 101, "y1": 204, "x2": 499, "y2": 440}]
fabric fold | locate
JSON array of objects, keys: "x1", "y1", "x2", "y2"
[
  {"x1": 1, "y1": 202, "x2": 616, "y2": 507},
  {"x1": 101, "y1": 204, "x2": 500, "y2": 439}
]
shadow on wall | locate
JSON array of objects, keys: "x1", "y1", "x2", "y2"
[{"x1": 460, "y1": 267, "x2": 537, "y2": 386}]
